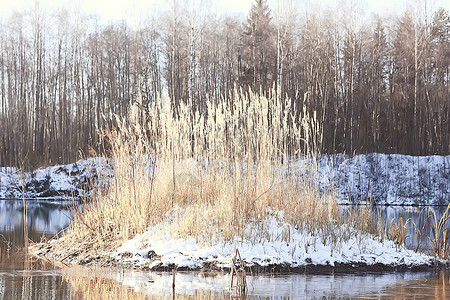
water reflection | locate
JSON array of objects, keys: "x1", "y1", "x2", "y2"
[
  {"x1": 0, "y1": 247, "x2": 74, "y2": 299},
  {"x1": 0, "y1": 200, "x2": 450, "y2": 299},
  {"x1": 0, "y1": 199, "x2": 75, "y2": 245},
  {"x1": 366, "y1": 270, "x2": 450, "y2": 299},
  {"x1": 67, "y1": 273, "x2": 150, "y2": 300},
  {"x1": 60, "y1": 267, "x2": 450, "y2": 299},
  {"x1": 0, "y1": 199, "x2": 77, "y2": 299}
]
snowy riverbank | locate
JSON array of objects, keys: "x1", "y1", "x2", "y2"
[
  {"x1": 111, "y1": 214, "x2": 439, "y2": 271},
  {"x1": 0, "y1": 158, "x2": 103, "y2": 199},
  {"x1": 319, "y1": 153, "x2": 449, "y2": 205},
  {"x1": 30, "y1": 209, "x2": 445, "y2": 274},
  {"x1": 2, "y1": 153, "x2": 448, "y2": 205}
]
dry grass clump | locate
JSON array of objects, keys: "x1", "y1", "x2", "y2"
[
  {"x1": 408, "y1": 204, "x2": 450, "y2": 259},
  {"x1": 345, "y1": 204, "x2": 384, "y2": 237},
  {"x1": 388, "y1": 216, "x2": 412, "y2": 246},
  {"x1": 427, "y1": 205, "x2": 450, "y2": 259},
  {"x1": 66, "y1": 89, "x2": 374, "y2": 247},
  {"x1": 386, "y1": 203, "x2": 450, "y2": 259}
]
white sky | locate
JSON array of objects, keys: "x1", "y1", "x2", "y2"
[{"x1": 0, "y1": 0, "x2": 449, "y2": 25}]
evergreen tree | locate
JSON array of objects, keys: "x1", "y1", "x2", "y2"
[{"x1": 241, "y1": 0, "x2": 276, "y2": 94}]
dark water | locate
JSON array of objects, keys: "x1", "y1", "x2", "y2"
[
  {"x1": 0, "y1": 200, "x2": 449, "y2": 299},
  {"x1": 0, "y1": 199, "x2": 74, "y2": 243},
  {"x1": 0, "y1": 199, "x2": 75, "y2": 299}
]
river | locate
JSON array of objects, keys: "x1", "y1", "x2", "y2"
[{"x1": 0, "y1": 200, "x2": 448, "y2": 299}]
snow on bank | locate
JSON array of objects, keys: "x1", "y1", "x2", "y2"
[
  {"x1": 0, "y1": 158, "x2": 105, "y2": 199},
  {"x1": 111, "y1": 211, "x2": 437, "y2": 271},
  {"x1": 2, "y1": 153, "x2": 448, "y2": 204},
  {"x1": 319, "y1": 153, "x2": 449, "y2": 205}
]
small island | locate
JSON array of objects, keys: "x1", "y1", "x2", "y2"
[
  {"x1": 27, "y1": 91, "x2": 449, "y2": 276},
  {"x1": 0, "y1": 0, "x2": 449, "y2": 297}
]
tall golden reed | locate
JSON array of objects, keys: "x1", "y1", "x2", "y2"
[{"x1": 67, "y1": 89, "x2": 354, "y2": 247}]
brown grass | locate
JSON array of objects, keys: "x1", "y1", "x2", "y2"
[
  {"x1": 426, "y1": 205, "x2": 450, "y2": 259},
  {"x1": 388, "y1": 216, "x2": 411, "y2": 246}
]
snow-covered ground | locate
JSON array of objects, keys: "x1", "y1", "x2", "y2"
[
  {"x1": 319, "y1": 153, "x2": 449, "y2": 205},
  {"x1": 109, "y1": 211, "x2": 437, "y2": 272},
  {"x1": 2, "y1": 153, "x2": 448, "y2": 205},
  {"x1": 0, "y1": 158, "x2": 104, "y2": 199}
]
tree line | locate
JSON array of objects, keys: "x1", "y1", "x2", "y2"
[{"x1": 0, "y1": 0, "x2": 448, "y2": 169}]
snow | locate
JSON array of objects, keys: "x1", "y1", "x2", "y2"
[
  {"x1": 112, "y1": 211, "x2": 437, "y2": 271},
  {"x1": 0, "y1": 158, "x2": 106, "y2": 199},
  {"x1": 318, "y1": 153, "x2": 449, "y2": 205},
  {"x1": 2, "y1": 153, "x2": 447, "y2": 204}
]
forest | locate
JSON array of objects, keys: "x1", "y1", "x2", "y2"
[{"x1": 0, "y1": 0, "x2": 449, "y2": 169}]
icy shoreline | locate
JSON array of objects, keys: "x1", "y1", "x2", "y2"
[
  {"x1": 2, "y1": 153, "x2": 448, "y2": 205},
  {"x1": 29, "y1": 211, "x2": 446, "y2": 274}
]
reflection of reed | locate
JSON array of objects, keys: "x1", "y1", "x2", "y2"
[
  {"x1": 23, "y1": 199, "x2": 29, "y2": 253},
  {"x1": 64, "y1": 269, "x2": 230, "y2": 300},
  {"x1": 21, "y1": 254, "x2": 29, "y2": 300},
  {"x1": 22, "y1": 191, "x2": 29, "y2": 299},
  {"x1": 66, "y1": 275, "x2": 151, "y2": 300},
  {"x1": 0, "y1": 244, "x2": 74, "y2": 299},
  {"x1": 385, "y1": 270, "x2": 450, "y2": 299}
]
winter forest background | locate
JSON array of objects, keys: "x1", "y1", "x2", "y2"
[{"x1": 0, "y1": 0, "x2": 448, "y2": 169}]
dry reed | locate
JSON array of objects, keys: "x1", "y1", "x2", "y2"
[
  {"x1": 230, "y1": 248, "x2": 247, "y2": 297},
  {"x1": 427, "y1": 204, "x2": 450, "y2": 259},
  {"x1": 388, "y1": 216, "x2": 411, "y2": 246},
  {"x1": 388, "y1": 204, "x2": 450, "y2": 258},
  {"x1": 65, "y1": 89, "x2": 381, "y2": 249}
]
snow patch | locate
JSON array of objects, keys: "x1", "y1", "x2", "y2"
[
  {"x1": 318, "y1": 153, "x2": 449, "y2": 205},
  {"x1": 0, "y1": 158, "x2": 107, "y2": 199},
  {"x1": 112, "y1": 213, "x2": 436, "y2": 270}
]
